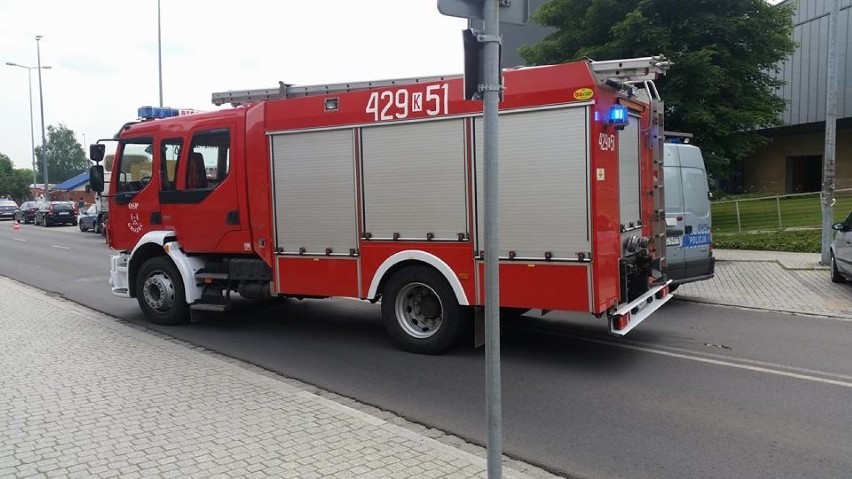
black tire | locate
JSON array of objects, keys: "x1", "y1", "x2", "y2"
[
  {"x1": 79, "y1": 222, "x2": 88, "y2": 232},
  {"x1": 136, "y1": 256, "x2": 190, "y2": 325},
  {"x1": 381, "y1": 265, "x2": 468, "y2": 354},
  {"x1": 831, "y1": 252, "x2": 846, "y2": 283}
]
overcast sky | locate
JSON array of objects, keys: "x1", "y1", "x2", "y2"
[{"x1": 0, "y1": 1, "x2": 468, "y2": 170}]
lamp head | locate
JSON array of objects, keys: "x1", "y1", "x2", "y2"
[
  {"x1": 35, "y1": 35, "x2": 43, "y2": 41},
  {"x1": 5, "y1": 62, "x2": 17, "y2": 66}
]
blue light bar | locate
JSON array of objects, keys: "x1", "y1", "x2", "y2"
[
  {"x1": 137, "y1": 106, "x2": 180, "y2": 120},
  {"x1": 608, "y1": 104, "x2": 628, "y2": 127}
]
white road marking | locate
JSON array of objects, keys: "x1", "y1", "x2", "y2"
[
  {"x1": 51, "y1": 245, "x2": 70, "y2": 250},
  {"x1": 569, "y1": 333, "x2": 852, "y2": 389},
  {"x1": 12, "y1": 238, "x2": 26, "y2": 242}
]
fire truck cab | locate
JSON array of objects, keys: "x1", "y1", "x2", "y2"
[{"x1": 89, "y1": 56, "x2": 673, "y2": 354}]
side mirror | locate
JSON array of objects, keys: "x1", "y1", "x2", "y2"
[
  {"x1": 832, "y1": 222, "x2": 846, "y2": 231},
  {"x1": 89, "y1": 165, "x2": 105, "y2": 193},
  {"x1": 90, "y1": 144, "x2": 105, "y2": 162}
]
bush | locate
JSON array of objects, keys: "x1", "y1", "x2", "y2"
[{"x1": 713, "y1": 230, "x2": 821, "y2": 253}]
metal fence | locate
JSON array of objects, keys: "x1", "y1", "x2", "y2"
[{"x1": 712, "y1": 188, "x2": 852, "y2": 233}]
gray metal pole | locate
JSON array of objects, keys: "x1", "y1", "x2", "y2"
[
  {"x1": 821, "y1": 0, "x2": 839, "y2": 265},
  {"x1": 36, "y1": 35, "x2": 49, "y2": 201},
  {"x1": 482, "y1": 0, "x2": 502, "y2": 476},
  {"x1": 158, "y1": 0, "x2": 164, "y2": 107},
  {"x1": 26, "y1": 68, "x2": 37, "y2": 193}
]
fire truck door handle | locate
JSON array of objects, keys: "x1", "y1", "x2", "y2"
[
  {"x1": 226, "y1": 210, "x2": 240, "y2": 225},
  {"x1": 150, "y1": 212, "x2": 162, "y2": 225}
]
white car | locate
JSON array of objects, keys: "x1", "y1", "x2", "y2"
[{"x1": 830, "y1": 212, "x2": 852, "y2": 283}]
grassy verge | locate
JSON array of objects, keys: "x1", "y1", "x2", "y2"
[{"x1": 712, "y1": 229, "x2": 821, "y2": 253}]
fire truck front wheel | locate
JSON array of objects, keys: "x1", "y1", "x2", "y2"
[
  {"x1": 382, "y1": 265, "x2": 467, "y2": 355},
  {"x1": 136, "y1": 256, "x2": 190, "y2": 326}
]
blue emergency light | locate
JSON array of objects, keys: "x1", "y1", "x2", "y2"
[
  {"x1": 137, "y1": 106, "x2": 180, "y2": 120},
  {"x1": 608, "y1": 104, "x2": 629, "y2": 128}
]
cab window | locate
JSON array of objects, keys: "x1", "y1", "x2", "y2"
[
  {"x1": 160, "y1": 139, "x2": 182, "y2": 191},
  {"x1": 115, "y1": 138, "x2": 153, "y2": 193},
  {"x1": 185, "y1": 130, "x2": 230, "y2": 190}
]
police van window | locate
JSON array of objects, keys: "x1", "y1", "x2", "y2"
[
  {"x1": 664, "y1": 166, "x2": 683, "y2": 214},
  {"x1": 160, "y1": 139, "x2": 182, "y2": 191},
  {"x1": 185, "y1": 129, "x2": 230, "y2": 190},
  {"x1": 115, "y1": 138, "x2": 153, "y2": 193},
  {"x1": 682, "y1": 168, "x2": 710, "y2": 217}
]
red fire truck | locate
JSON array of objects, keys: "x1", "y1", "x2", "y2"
[{"x1": 89, "y1": 56, "x2": 673, "y2": 354}]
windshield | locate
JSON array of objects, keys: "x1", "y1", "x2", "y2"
[
  {"x1": 115, "y1": 139, "x2": 154, "y2": 194},
  {"x1": 0, "y1": 200, "x2": 17, "y2": 207}
]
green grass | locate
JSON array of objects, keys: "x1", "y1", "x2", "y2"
[
  {"x1": 711, "y1": 195, "x2": 852, "y2": 234},
  {"x1": 713, "y1": 229, "x2": 821, "y2": 253}
]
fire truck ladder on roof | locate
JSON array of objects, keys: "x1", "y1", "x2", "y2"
[
  {"x1": 211, "y1": 74, "x2": 458, "y2": 107},
  {"x1": 588, "y1": 55, "x2": 672, "y2": 83}
]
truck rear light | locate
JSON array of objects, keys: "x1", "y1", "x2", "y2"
[
  {"x1": 613, "y1": 313, "x2": 630, "y2": 331},
  {"x1": 656, "y1": 286, "x2": 669, "y2": 299}
]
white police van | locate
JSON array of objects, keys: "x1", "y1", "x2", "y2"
[{"x1": 663, "y1": 133, "x2": 715, "y2": 290}]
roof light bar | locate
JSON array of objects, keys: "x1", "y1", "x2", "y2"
[{"x1": 137, "y1": 106, "x2": 180, "y2": 120}]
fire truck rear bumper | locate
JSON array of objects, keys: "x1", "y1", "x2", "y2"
[
  {"x1": 609, "y1": 281, "x2": 673, "y2": 336},
  {"x1": 109, "y1": 253, "x2": 131, "y2": 298}
]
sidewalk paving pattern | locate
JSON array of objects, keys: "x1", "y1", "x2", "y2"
[
  {"x1": 2, "y1": 248, "x2": 850, "y2": 478},
  {"x1": 676, "y1": 249, "x2": 852, "y2": 320},
  {"x1": 0, "y1": 277, "x2": 555, "y2": 479}
]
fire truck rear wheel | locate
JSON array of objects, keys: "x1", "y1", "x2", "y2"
[
  {"x1": 136, "y1": 256, "x2": 190, "y2": 326},
  {"x1": 382, "y1": 265, "x2": 466, "y2": 355}
]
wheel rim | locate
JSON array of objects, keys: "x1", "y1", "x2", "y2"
[
  {"x1": 142, "y1": 270, "x2": 176, "y2": 313},
  {"x1": 394, "y1": 282, "x2": 443, "y2": 339}
]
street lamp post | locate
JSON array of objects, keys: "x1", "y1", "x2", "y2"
[
  {"x1": 35, "y1": 35, "x2": 49, "y2": 200},
  {"x1": 5, "y1": 62, "x2": 51, "y2": 197}
]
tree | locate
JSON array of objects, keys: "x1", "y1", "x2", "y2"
[
  {"x1": 520, "y1": 0, "x2": 797, "y2": 191},
  {"x1": 0, "y1": 152, "x2": 34, "y2": 202},
  {"x1": 34, "y1": 124, "x2": 88, "y2": 185}
]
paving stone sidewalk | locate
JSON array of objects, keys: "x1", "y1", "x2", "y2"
[
  {"x1": 675, "y1": 249, "x2": 852, "y2": 319},
  {"x1": 0, "y1": 276, "x2": 557, "y2": 479}
]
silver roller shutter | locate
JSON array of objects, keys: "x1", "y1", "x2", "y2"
[
  {"x1": 361, "y1": 119, "x2": 468, "y2": 240},
  {"x1": 474, "y1": 107, "x2": 590, "y2": 260},
  {"x1": 271, "y1": 129, "x2": 358, "y2": 255},
  {"x1": 618, "y1": 116, "x2": 641, "y2": 230}
]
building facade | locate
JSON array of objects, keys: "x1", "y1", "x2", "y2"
[{"x1": 747, "y1": 0, "x2": 852, "y2": 194}]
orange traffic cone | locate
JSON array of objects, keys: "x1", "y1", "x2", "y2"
[{"x1": 13, "y1": 220, "x2": 20, "y2": 231}]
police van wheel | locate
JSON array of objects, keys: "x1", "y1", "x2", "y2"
[
  {"x1": 136, "y1": 256, "x2": 190, "y2": 325},
  {"x1": 381, "y1": 265, "x2": 467, "y2": 355}
]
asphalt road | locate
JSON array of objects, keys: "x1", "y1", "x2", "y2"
[{"x1": 2, "y1": 222, "x2": 852, "y2": 478}]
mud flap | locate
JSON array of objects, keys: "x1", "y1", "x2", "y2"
[{"x1": 609, "y1": 281, "x2": 673, "y2": 336}]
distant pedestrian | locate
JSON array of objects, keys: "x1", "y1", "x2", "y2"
[{"x1": 77, "y1": 197, "x2": 85, "y2": 209}]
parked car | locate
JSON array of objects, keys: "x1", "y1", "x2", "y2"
[
  {"x1": 830, "y1": 211, "x2": 852, "y2": 283},
  {"x1": 78, "y1": 204, "x2": 99, "y2": 232},
  {"x1": 14, "y1": 201, "x2": 41, "y2": 224},
  {"x1": 34, "y1": 201, "x2": 78, "y2": 226},
  {"x1": 0, "y1": 199, "x2": 18, "y2": 221}
]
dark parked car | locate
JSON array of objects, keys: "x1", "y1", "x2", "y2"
[
  {"x1": 14, "y1": 201, "x2": 41, "y2": 224},
  {"x1": 78, "y1": 204, "x2": 99, "y2": 232},
  {"x1": 831, "y1": 210, "x2": 852, "y2": 283},
  {"x1": 34, "y1": 201, "x2": 78, "y2": 226},
  {"x1": 0, "y1": 199, "x2": 18, "y2": 220}
]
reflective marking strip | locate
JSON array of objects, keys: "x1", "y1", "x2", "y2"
[{"x1": 51, "y1": 245, "x2": 70, "y2": 250}]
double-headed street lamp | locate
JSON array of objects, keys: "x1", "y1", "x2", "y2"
[{"x1": 5, "y1": 61, "x2": 51, "y2": 196}]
